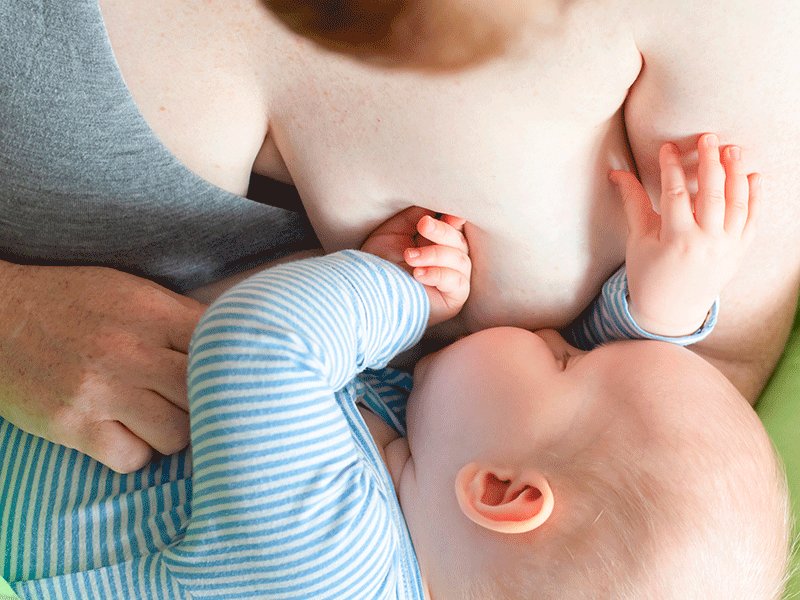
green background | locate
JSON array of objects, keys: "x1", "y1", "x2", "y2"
[{"x1": 757, "y1": 302, "x2": 800, "y2": 597}]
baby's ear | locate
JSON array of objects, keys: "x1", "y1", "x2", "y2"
[{"x1": 454, "y1": 463, "x2": 554, "y2": 534}]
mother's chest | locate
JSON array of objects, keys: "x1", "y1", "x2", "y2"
[{"x1": 270, "y1": 31, "x2": 642, "y2": 252}]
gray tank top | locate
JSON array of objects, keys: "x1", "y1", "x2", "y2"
[{"x1": 0, "y1": 0, "x2": 318, "y2": 293}]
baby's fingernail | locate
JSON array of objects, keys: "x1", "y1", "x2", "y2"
[
  {"x1": 705, "y1": 134, "x2": 719, "y2": 148},
  {"x1": 407, "y1": 248, "x2": 420, "y2": 259},
  {"x1": 728, "y1": 146, "x2": 740, "y2": 160},
  {"x1": 414, "y1": 267, "x2": 427, "y2": 277}
]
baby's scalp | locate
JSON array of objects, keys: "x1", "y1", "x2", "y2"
[
  {"x1": 407, "y1": 335, "x2": 791, "y2": 599},
  {"x1": 532, "y1": 342, "x2": 790, "y2": 599}
]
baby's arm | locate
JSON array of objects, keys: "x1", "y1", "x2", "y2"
[
  {"x1": 565, "y1": 135, "x2": 759, "y2": 350},
  {"x1": 167, "y1": 251, "x2": 428, "y2": 597},
  {"x1": 563, "y1": 265, "x2": 720, "y2": 350}
]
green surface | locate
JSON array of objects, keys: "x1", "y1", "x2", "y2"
[
  {"x1": 757, "y1": 304, "x2": 800, "y2": 598},
  {"x1": 0, "y1": 575, "x2": 18, "y2": 599}
]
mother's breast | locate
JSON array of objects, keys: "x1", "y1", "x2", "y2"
[
  {"x1": 284, "y1": 121, "x2": 630, "y2": 331},
  {"x1": 268, "y1": 22, "x2": 640, "y2": 332},
  {"x1": 302, "y1": 119, "x2": 630, "y2": 332}
]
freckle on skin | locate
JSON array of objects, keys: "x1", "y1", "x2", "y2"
[{"x1": 159, "y1": 106, "x2": 167, "y2": 112}]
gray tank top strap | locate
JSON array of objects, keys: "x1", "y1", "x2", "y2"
[{"x1": 0, "y1": 0, "x2": 317, "y2": 292}]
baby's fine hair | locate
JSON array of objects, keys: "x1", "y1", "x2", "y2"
[{"x1": 457, "y1": 384, "x2": 792, "y2": 599}]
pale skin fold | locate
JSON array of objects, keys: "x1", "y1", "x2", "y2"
[{"x1": 0, "y1": 0, "x2": 796, "y2": 473}]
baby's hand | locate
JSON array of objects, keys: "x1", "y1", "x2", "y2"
[
  {"x1": 361, "y1": 206, "x2": 471, "y2": 327},
  {"x1": 610, "y1": 133, "x2": 760, "y2": 337}
]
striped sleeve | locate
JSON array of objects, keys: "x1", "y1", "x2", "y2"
[
  {"x1": 163, "y1": 250, "x2": 429, "y2": 599},
  {"x1": 563, "y1": 266, "x2": 719, "y2": 351}
]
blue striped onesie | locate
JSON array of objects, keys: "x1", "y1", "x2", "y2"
[{"x1": 0, "y1": 251, "x2": 716, "y2": 599}]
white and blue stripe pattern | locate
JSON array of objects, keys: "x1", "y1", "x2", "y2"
[
  {"x1": 564, "y1": 266, "x2": 719, "y2": 350},
  {"x1": 1, "y1": 443, "x2": 191, "y2": 599},
  {"x1": 166, "y1": 250, "x2": 428, "y2": 599},
  {"x1": 2, "y1": 250, "x2": 428, "y2": 599}
]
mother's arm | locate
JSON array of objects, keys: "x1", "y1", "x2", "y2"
[
  {"x1": 186, "y1": 248, "x2": 323, "y2": 304},
  {"x1": 624, "y1": 0, "x2": 800, "y2": 403}
]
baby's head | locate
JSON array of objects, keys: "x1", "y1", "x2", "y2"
[{"x1": 398, "y1": 327, "x2": 791, "y2": 599}]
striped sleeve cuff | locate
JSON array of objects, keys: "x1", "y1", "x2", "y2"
[
  {"x1": 597, "y1": 266, "x2": 719, "y2": 346},
  {"x1": 563, "y1": 266, "x2": 720, "y2": 350}
]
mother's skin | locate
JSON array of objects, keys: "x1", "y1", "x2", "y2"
[{"x1": 100, "y1": 0, "x2": 800, "y2": 405}]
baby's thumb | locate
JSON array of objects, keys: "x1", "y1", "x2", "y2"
[{"x1": 609, "y1": 170, "x2": 659, "y2": 235}]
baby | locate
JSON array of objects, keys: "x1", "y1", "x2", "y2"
[
  {"x1": 178, "y1": 136, "x2": 789, "y2": 599},
  {"x1": 3, "y1": 137, "x2": 787, "y2": 599}
]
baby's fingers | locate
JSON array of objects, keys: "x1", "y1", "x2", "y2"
[
  {"x1": 609, "y1": 170, "x2": 659, "y2": 237},
  {"x1": 741, "y1": 173, "x2": 762, "y2": 244},
  {"x1": 659, "y1": 142, "x2": 695, "y2": 235},
  {"x1": 695, "y1": 133, "x2": 727, "y2": 232},
  {"x1": 405, "y1": 244, "x2": 471, "y2": 278},
  {"x1": 416, "y1": 214, "x2": 468, "y2": 254},
  {"x1": 722, "y1": 145, "x2": 751, "y2": 236},
  {"x1": 412, "y1": 266, "x2": 470, "y2": 303},
  {"x1": 439, "y1": 214, "x2": 467, "y2": 230}
]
